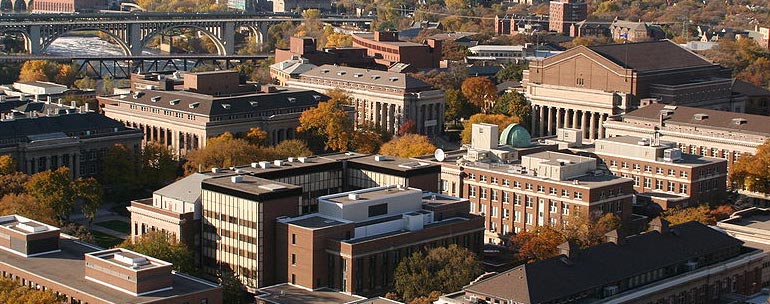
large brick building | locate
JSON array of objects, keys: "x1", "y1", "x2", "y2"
[
  {"x1": 549, "y1": 0, "x2": 587, "y2": 34},
  {"x1": 523, "y1": 40, "x2": 744, "y2": 140},
  {"x1": 99, "y1": 70, "x2": 331, "y2": 157},
  {"x1": 275, "y1": 186, "x2": 484, "y2": 296},
  {"x1": 0, "y1": 215, "x2": 221, "y2": 304},
  {"x1": 30, "y1": 0, "x2": 105, "y2": 13},
  {"x1": 437, "y1": 219, "x2": 768, "y2": 304},
  {"x1": 351, "y1": 32, "x2": 442, "y2": 69}
]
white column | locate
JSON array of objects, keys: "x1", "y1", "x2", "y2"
[
  {"x1": 599, "y1": 114, "x2": 607, "y2": 139},
  {"x1": 589, "y1": 112, "x2": 597, "y2": 140},
  {"x1": 572, "y1": 109, "x2": 579, "y2": 129},
  {"x1": 538, "y1": 106, "x2": 545, "y2": 137},
  {"x1": 582, "y1": 111, "x2": 590, "y2": 139},
  {"x1": 546, "y1": 107, "x2": 554, "y2": 136},
  {"x1": 556, "y1": 108, "x2": 563, "y2": 130}
]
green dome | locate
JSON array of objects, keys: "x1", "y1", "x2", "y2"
[{"x1": 499, "y1": 123, "x2": 532, "y2": 148}]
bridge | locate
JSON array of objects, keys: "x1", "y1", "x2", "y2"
[{"x1": 0, "y1": 12, "x2": 372, "y2": 56}]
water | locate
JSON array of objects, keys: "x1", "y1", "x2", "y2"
[{"x1": 46, "y1": 36, "x2": 129, "y2": 56}]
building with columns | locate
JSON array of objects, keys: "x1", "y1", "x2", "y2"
[
  {"x1": 523, "y1": 40, "x2": 744, "y2": 141},
  {"x1": 99, "y1": 70, "x2": 329, "y2": 157},
  {"x1": 287, "y1": 65, "x2": 445, "y2": 136}
]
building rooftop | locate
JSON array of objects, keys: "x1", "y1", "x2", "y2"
[
  {"x1": 353, "y1": 32, "x2": 426, "y2": 47},
  {"x1": 86, "y1": 248, "x2": 171, "y2": 271},
  {"x1": 0, "y1": 215, "x2": 58, "y2": 236},
  {"x1": 299, "y1": 65, "x2": 434, "y2": 91},
  {"x1": 593, "y1": 135, "x2": 726, "y2": 167},
  {"x1": 280, "y1": 214, "x2": 352, "y2": 229},
  {"x1": 347, "y1": 154, "x2": 439, "y2": 175},
  {"x1": 0, "y1": 237, "x2": 220, "y2": 303},
  {"x1": 463, "y1": 222, "x2": 747, "y2": 303},
  {"x1": 620, "y1": 103, "x2": 770, "y2": 135},
  {"x1": 586, "y1": 40, "x2": 715, "y2": 72},
  {"x1": 0, "y1": 112, "x2": 135, "y2": 141},
  {"x1": 324, "y1": 186, "x2": 421, "y2": 205},
  {"x1": 257, "y1": 283, "x2": 366, "y2": 304},
  {"x1": 469, "y1": 45, "x2": 525, "y2": 52},
  {"x1": 732, "y1": 79, "x2": 770, "y2": 97},
  {"x1": 14, "y1": 81, "x2": 68, "y2": 89},
  {"x1": 202, "y1": 175, "x2": 301, "y2": 197},
  {"x1": 154, "y1": 173, "x2": 211, "y2": 204}
]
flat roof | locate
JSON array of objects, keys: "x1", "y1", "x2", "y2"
[
  {"x1": 282, "y1": 214, "x2": 350, "y2": 229},
  {"x1": 323, "y1": 186, "x2": 422, "y2": 205},
  {"x1": 347, "y1": 155, "x2": 438, "y2": 172},
  {"x1": 0, "y1": 238, "x2": 219, "y2": 303},
  {"x1": 202, "y1": 175, "x2": 300, "y2": 196},
  {"x1": 0, "y1": 214, "x2": 59, "y2": 235},
  {"x1": 593, "y1": 136, "x2": 726, "y2": 166},
  {"x1": 257, "y1": 284, "x2": 365, "y2": 304},
  {"x1": 723, "y1": 213, "x2": 770, "y2": 231},
  {"x1": 87, "y1": 248, "x2": 171, "y2": 271}
]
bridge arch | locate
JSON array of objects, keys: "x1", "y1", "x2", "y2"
[
  {"x1": 141, "y1": 25, "x2": 227, "y2": 56},
  {"x1": 0, "y1": 29, "x2": 31, "y2": 53},
  {"x1": 12, "y1": 0, "x2": 27, "y2": 12},
  {"x1": 40, "y1": 28, "x2": 132, "y2": 56}
]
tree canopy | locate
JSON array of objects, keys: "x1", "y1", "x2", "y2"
[
  {"x1": 379, "y1": 134, "x2": 437, "y2": 158},
  {"x1": 393, "y1": 245, "x2": 482, "y2": 303},
  {"x1": 0, "y1": 276, "x2": 61, "y2": 303},
  {"x1": 183, "y1": 133, "x2": 265, "y2": 175},
  {"x1": 511, "y1": 213, "x2": 621, "y2": 262},
  {"x1": 461, "y1": 114, "x2": 520, "y2": 144},
  {"x1": 18, "y1": 60, "x2": 77, "y2": 87},
  {"x1": 461, "y1": 77, "x2": 498, "y2": 113},
  {"x1": 24, "y1": 167, "x2": 77, "y2": 224},
  {"x1": 660, "y1": 205, "x2": 733, "y2": 226},
  {"x1": 492, "y1": 92, "x2": 531, "y2": 130},
  {"x1": 297, "y1": 89, "x2": 355, "y2": 152},
  {"x1": 730, "y1": 140, "x2": 770, "y2": 194},
  {"x1": 119, "y1": 231, "x2": 196, "y2": 274}
]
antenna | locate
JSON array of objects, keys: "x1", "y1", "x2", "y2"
[{"x1": 434, "y1": 149, "x2": 446, "y2": 162}]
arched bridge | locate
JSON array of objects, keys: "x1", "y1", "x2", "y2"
[{"x1": 0, "y1": 12, "x2": 372, "y2": 56}]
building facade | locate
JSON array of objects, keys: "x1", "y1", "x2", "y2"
[
  {"x1": 523, "y1": 40, "x2": 742, "y2": 140},
  {"x1": 549, "y1": 0, "x2": 587, "y2": 34},
  {"x1": 0, "y1": 215, "x2": 221, "y2": 304},
  {"x1": 351, "y1": 32, "x2": 442, "y2": 69},
  {"x1": 275, "y1": 186, "x2": 484, "y2": 296},
  {"x1": 99, "y1": 70, "x2": 329, "y2": 157},
  {"x1": 287, "y1": 65, "x2": 445, "y2": 136},
  {"x1": 30, "y1": 0, "x2": 105, "y2": 13}
]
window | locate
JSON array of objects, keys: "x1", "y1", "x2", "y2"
[
  {"x1": 480, "y1": 204, "x2": 487, "y2": 215},
  {"x1": 491, "y1": 206, "x2": 498, "y2": 218},
  {"x1": 549, "y1": 201, "x2": 557, "y2": 212},
  {"x1": 610, "y1": 160, "x2": 617, "y2": 167},
  {"x1": 525, "y1": 196, "x2": 534, "y2": 208},
  {"x1": 667, "y1": 181, "x2": 675, "y2": 192},
  {"x1": 469, "y1": 186, "x2": 476, "y2": 197},
  {"x1": 515, "y1": 211, "x2": 521, "y2": 222},
  {"x1": 491, "y1": 190, "x2": 498, "y2": 201},
  {"x1": 441, "y1": 180, "x2": 448, "y2": 192},
  {"x1": 537, "y1": 185, "x2": 545, "y2": 193},
  {"x1": 549, "y1": 187, "x2": 557, "y2": 195},
  {"x1": 491, "y1": 177, "x2": 498, "y2": 184},
  {"x1": 668, "y1": 169, "x2": 676, "y2": 176},
  {"x1": 503, "y1": 208, "x2": 510, "y2": 218},
  {"x1": 656, "y1": 167, "x2": 663, "y2": 174},
  {"x1": 368, "y1": 203, "x2": 388, "y2": 217},
  {"x1": 634, "y1": 176, "x2": 640, "y2": 187},
  {"x1": 526, "y1": 213, "x2": 533, "y2": 224},
  {"x1": 633, "y1": 164, "x2": 640, "y2": 170},
  {"x1": 561, "y1": 189, "x2": 569, "y2": 197},
  {"x1": 644, "y1": 165, "x2": 652, "y2": 172},
  {"x1": 503, "y1": 179, "x2": 510, "y2": 186},
  {"x1": 292, "y1": 234, "x2": 296, "y2": 245},
  {"x1": 655, "y1": 180, "x2": 663, "y2": 190},
  {"x1": 562, "y1": 203, "x2": 569, "y2": 215},
  {"x1": 525, "y1": 183, "x2": 533, "y2": 191},
  {"x1": 480, "y1": 175, "x2": 487, "y2": 182},
  {"x1": 680, "y1": 184, "x2": 688, "y2": 194},
  {"x1": 574, "y1": 192, "x2": 583, "y2": 200},
  {"x1": 644, "y1": 178, "x2": 652, "y2": 189},
  {"x1": 513, "y1": 181, "x2": 521, "y2": 188},
  {"x1": 292, "y1": 254, "x2": 296, "y2": 265},
  {"x1": 514, "y1": 194, "x2": 521, "y2": 206},
  {"x1": 481, "y1": 188, "x2": 488, "y2": 199},
  {"x1": 621, "y1": 161, "x2": 629, "y2": 169},
  {"x1": 502, "y1": 191, "x2": 510, "y2": 203},
  {"x1": 468, "y1": 173, "x2": 475, "y2": 180},
  {"x1": 680, "y1": 171, "x2": 688, "y2": 178},
  {"x1": 549, "y1": 217, "x2": 558, "y2": 226}
]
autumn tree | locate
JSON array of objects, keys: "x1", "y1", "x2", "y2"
[
  {"x1": 661, "y1": 205, "x2": 717, "y2": 226},
  {"x1": 0, "y1": 276, "x2": 62, "y2": 303},
  {"x1": 461, "y1": 114, "x2": 520, "y2": 144},
  {"x1": 60, "y1": 223, "x2": 95, "y2": 244},
  {"x1": 119, "y1": 231, "x2": 196, "y2": 274},
  {"x1": 0, "y1": 193, "x2": 57, "y2": 225},
  {"x1": 461, "y1": 77, "x2": 498, "y2": 113},
  {"x1": 245, "y1": 127, "x2": 269, "y2": 146},
  {"x1": 184, "y1": 132, "x2": 265, "y2": 175},
  {"x1": 393, "y1": 245, "x2": 482, "y2": 303},
  {"x1": 138, "y1": 142, "x2": 178, "y2": 189},
  {"x1": 352, "y1": 130, "x2": 384, "y2": 154},
  {"x1": 398, "y1": 120, "x2": 417, "y2": 136},
  {"x1": 75, "y1": 177, "x2": 103, "y2": 227},
  {"x1": 272, "y1": 139, "x2": 313, "y2": 159},
  {"x1": 0, "y1": 172, "x2": 29, "y2": 198},
  {"x1": 24, "y1": 167, "x2": 76, "y2": 224},
  {"x1": 559, "y1": 213, "x2": 621, "y2": 248},
  {"x1": 18, "y1": 60, "x2": 77, "y2": 86},
  {"x1": 0, "y1": 155, "x2": 15, "y2": 175},
  {"x1": 512, "y1": 226, "x2": 565, "y2": 262},
  {"x1": 297, "y1": 89, "x2": 354, "y2": 152},
  {"x1": 444, "y1": 88, "x2": 476, "y2": 126},
  {"x1": 730, "y1": 140, "x2": 770, "y2": 194},
  {"x1": 379, "y1": 134, "x2": 437, "y2": 158}
]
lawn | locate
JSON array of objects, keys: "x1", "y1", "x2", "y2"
[
  {"x1": 95, "y1": 220, "x2": 130, "y2": 234},
  {"x1": 91, "y1": 230, "x2": 125, "y2": 249}
]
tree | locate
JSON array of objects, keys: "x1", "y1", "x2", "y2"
[
  {"x1": 495, "y1": 63, "x2": 526, "y2": 83},
  {"x1": 0, "y1": 172, "x2": 29, "y2": 198},
  {"x1": 24, "y1": 167, "x2": 76, "y2": 224},
  {"x1": 138, "y1": 142, "x2": 178, "y2": 189},
  {"x1": 119, "y1": 231, "x2": 196, "y2": 274},
  {"x1": 393, "y1": 245, "x2": 482, "y2": 303},
  {"x1": 730, "y1": 140, "x2": 770, "y2": 194},
  {"x1": 444, "y1": 89, "x2": 476, "y2": 125},
  {"x1": 60, "y1": 223, "x2": 95, "y2": 244},
  {"x1": 0, "y1": 276, "x2": 62, "y2": 303},
  {"x1": 54, "y1": 64, "x2": 77, "y2": 87},
  {"x1": 379, "y1": 134, "x2": 437, "y2": 158},
  {"x1": 245, "y1": 127, "x2": 269, "y2": 146},
  {"x1": 272, "y1": 139, "x2": 313, "y2": 159},
  {"x1": 398, "y1": 120, "x2": 417, "y2": 136},
  {"x1": 297, "y1": 89, "x2": 354, "y2": 152},
  {"x1": 352, "y1": 130, "x2": 384, "y2": 154},
  {"x1": 184, "y1": 133, "x2": 265, "y2": 175},
  {"x1": 0, "y1": 155, "x2": 15, "y2": 175},
  {"x1": 74, "y1": 177, "x2": 103, "y2": 227},
  {"x1": 661, "y1": 205, "x2": 716, "y2": 226},
  {"x1": 461, "y1": 77, "x2": 498, "y2": 113},
  {"x1": 18, "y1": 60, "x2": 58, "y2": 82},
  {"x1": 461, "y1": 114, "x2": 519, "y2": 144},
  {"x1": 74, "y1": 76, "x2": 97, "y2": 90},
  {"x1": 512, "y1": 226, "x2": 565, "y2": 262},
  {"x1": 0, "y1": 193, "x2": 57, "y2": 225},
  {"x1": 559, "y1": 213, "x2": 620, "y2": 248},
  {"x1": 219, "y1": 268, "x2": 249, "y2": 304},
  {"x1": 492, "y1": 92, "x2": 531, "y2": 129}
]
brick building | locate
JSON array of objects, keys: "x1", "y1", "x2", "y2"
[
  {"x1": 99, "y1": 70, "x2": 331, "y2": 157},
  {"x1": 30, "y1": 0, "x2": 105, "y2": 13},
  {"x1": 273, "y1": 37, "x2": 378, "y2": 72},
  {"x1": 0, "y1": 215, "x2": 221, "y2": 304},
  {"x1": 275, "y1": 186, "x2": 484, "y2": 296},
  {"x1": 351, "y1": 32, "x2": 442, "y2": 69},
  {"x1": 591, "y1": 135, "x2": 727, "y2": 210},
  {"x1": 548, "y1": 0, "x2": 587, "y2": 34},
  {"x1": 437, "y1": 219, "x2": 767, "y2": 304},
  {"x1": 287, "y1": 65, "x2": 445, "y2": 136},
  {"x1": 523, "y1": 40, "x2": 744, "y2": 140}
]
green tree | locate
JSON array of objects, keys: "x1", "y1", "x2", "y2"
[
  {"x1": 297, "y1": 89, "x2": 354, "y2": 152},
  {"x1": 393, "y1": 245, "x2": 482, "y2": 303},
  {"x1": 272, "y1": 139, "x2": 313, "y2": 159},
  {"x1": 379, "y1": 134, "x2": 437, "y2": 158},
  {"x1": 138, "y1": 142, "x2": 178, "y2": 189},
  {"x1": 74, "y1": 177, "x2": 103, "y2": 227},
  {"x1": 183, "y1": 133, "x2": 266, "y2": 175},
  {"x1": 74, "y1": 76, "x2": 98, "y2": 90},
  {"x1": 119, "y1": 231, "x2": 196, "y2": 274},
  {"x1": 24, "y1": 167, "x2": 76, "y2": 224},
  {"x1": 219, "y1": 268, "x2": 249, "y2": 304},
  {"x1": 492, "y1": 92, "x2": 531, "y2": 130},
  {"x1": 444, "y1": 89, "x2": 476, "y2": 125},
  {"x1": 495, "y1": 63, "x2": 526, "y2": 82}
]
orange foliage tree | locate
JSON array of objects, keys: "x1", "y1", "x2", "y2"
[
  {"x1": 461, "y1": 77, "x2": 497, "y2": 113},
  {"x1": 379, "y1": 134, "x2": 437, "y2": 158},
  {"x1": 297, "y1": 89, "x2": 354, "y2": 152}
]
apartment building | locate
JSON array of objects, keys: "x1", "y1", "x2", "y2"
[
  {"x1": 523, "y1": 40, "x2": 743, "y2": 139},
  {"x1": 351, "y1": 32, "x2": 442, "y2": 69},
  {"x1": 99, "y1": 70, "x2": 329, "y2": 157},
  {"x1": 591, "y1": 135, "x2": 727, "y2": 210},
  {"x1": 549, "y1": 0, "x2": 587, "y2": 34},
  {"x1": 275, "y1": 186, "x2": 484, "y2": 296},
  {"x1": 0, "y1": 111, "x2": 143, "y2": 179},
  {"x1": 287, "y1": 65, "x2": 445, "y2": 136},
  {"x1": 418, "y1": 124, "x2": 633, "y2": 244},
  {"x1": 437, "y1": 219, "x2": 767, "y2": 304},
  {"x1": 0, "y1": 215, "x2": 221, "y2": 304}
]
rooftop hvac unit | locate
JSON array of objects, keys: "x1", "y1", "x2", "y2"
[
  {"x1": 663, "y1": 148, "x2": 683, "y2": 162},
  {"x1": 298, "y1": 157, "x2": 308, "y2": 163},
  {"x1": 231, "y1": 176, "x2": 244, "y2": 183},
  {"x1": 251, "y1": 162, "x2": 259, "y2": 168},
  {"x1": 348, "y1": 193, "x2": 359, "y2": 200},
  {"x1": 258, "y1": 161, "x2": 271, "y2": 169},
  {"x1": 274, "y1": 160, "x2": 284, "y2": 166}
]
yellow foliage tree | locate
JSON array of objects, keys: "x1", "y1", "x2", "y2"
[
  {"x1": 379, "y1": 134, "x2": 437, "y2": 158},
  {"x1": 730, "y1": 139, "x2": 770, "y2": 195},
  {"x1": 0, "y1": 276, "x2": 61, "y2": 303},
  {"x1": 245, "y1": 127, "x2": 269, "y2": 146},
  {"x1": 297, "y1": 89, "x2": 354, "y2": 151},
  {"x1": 0, "y1": 193, "x2": 57, "y2": 225},
  {"x1": 0, "y1": 155, "x2": 15, "y2": 175},
  {"x1": 183, "y1": 132, "x2": 268, "y2": 174},
  {"x1": 461, "y1": 77, "x2": 497, "y2": 113},
  {"x1": 461, "y1": 113, "x2": 520, "y2": 144}
]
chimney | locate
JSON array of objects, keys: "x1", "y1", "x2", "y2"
[
  {"x1": 649, "y1": 217, "x2": 670, "y2": 234},
  {"x1": 557, "y1": 240, "x2": 580, "y2": 258},
  {"x1": 604, "y1": 229, "x2": 626, "y2": 245}
]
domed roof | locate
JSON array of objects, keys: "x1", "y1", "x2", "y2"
[{"x1": 499, "y1": 123, "x2": 532, "y2": 148}]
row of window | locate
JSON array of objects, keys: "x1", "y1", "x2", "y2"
[{"x1": 468, "y1": 184, "x2": 586, "y2": 201}]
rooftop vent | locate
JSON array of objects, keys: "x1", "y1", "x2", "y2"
[
  {"x1": 637, "y1": 138, "x2": 650, "y2": 146},
  {"x1": 273, "y1": 160, "x2": 284, "y2": 166},
  {"x1": 211, "y1": 167, "x2": 221, "y2": 173},
  {"x1": 251, "y1": 162, "x2": 259, "y2": 168},
  {"x1": 389, "y1": 77, "x2": 399, "y2": 82},
  {"x1": 298, "y1": 157, "x2": 309, "y2": 163},
  {"x1": 16, "y1": 222, "x2": 48, "y2": 233},
  {"x1": 312, "y1": 95, "x2": 322, "y2": 101},
  {"x1": 114, "y1": 253, "x2": 149, "y2": 267},
  {"x1": 250, "y1": 101, "x2": 259, "y2": 107},
  {"x1": 258, "y1": 161, "x2": 271, "y2": 169},
  {"x1": 371, "y1": 75, "x2": 381, "y2": 80},
  {"x1": 169, "y1": 99, "x2": 180, "y2": 105},
  {"x1": 693, "y1": 113, "x2": 709, "y2": 121},
  {"x1": 231, "y1": 175, "x2": 244, "y2": 183},
  {"x1": 221, "y1": 103, "x2": 231, "y2": 110},
  {"x1": 235, "y1": 169, "x2": 246, "y2": 174},
  {"x1": 287, "y1": 157, "x2": 295, "y2": 162},
  {"x1": 321, "y1": 69, "x2": 330, "y2": 73},
  {"x1": 189, "y1": 102, "x2": 200, "y2": 108},
  {"x1": 150, "y1": 96, "x2": 161, "y2": 102},
  {"x1": 353, "y1": 73, "x2": 363, "y2": 78},
  {"x1": 732, "y1": 118, "x2": 748, "y2": 125},
  {"x1": 132, "y1": 91, "x2": 144, "y2": 99},
  {"x1": 572, "y1": 180, "x2": 579, "y2": 185},
  {"x1": 348, "y1": 193, "x2": 359, "y2": 200},
  {"x1": 374, "y1": 155, "x2": 389, "y2": 161},
  {"x1": 287, "y1": 97, "x2": 296, "y2": 103},
  {"x1": 337, "y1": 71, "x2": 346, "y2": 75}
]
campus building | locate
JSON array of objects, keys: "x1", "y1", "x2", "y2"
[
  {"x1": 99, "y1": 70, "x2": 329, "y2": 157},
  {"x1": 591, "y1": 135, "x2": 728, "y2": 210},
  {"x1": 523, "y1": 40, "x2": 744, "y2": 140},
  {"x1": 0, "y1": 110, "x2": 143, "y2": 179},
  {"x1": 437, "y1": 219, "x2": 768, "y2": 304},
  {"x1": 273, "y1": 37, "x2": 378, "y2": 73},
  {"x1": 351, "y1": 32, "x2": 442, "y2": 69},
  {"x1": 287, "y1": 65, "x2": 445, "y2": 136},
  {"x1": 549, "y1": 0, "x2": 587, "y2": 34},
  {"x1": 274, "y1": 186, "x2": 484, "y2": 296},
  {"x1": 417, "y1": 124, "x2": 634, "y2": 244},
  {"x1": 0, "y1": 215, "x2": 221, "y2": 304}
]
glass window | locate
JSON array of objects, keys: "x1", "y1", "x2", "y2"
[
  {"x1": 469, "y1": 186, "x2": 476, "y2": 197},
  {"x1": 549, "y1": 201, "x2": 557, "y2": 212},
  {"x1": 481, "y1": 188, "x2": 488, "y2": 199},
  {"x1": 502, "y1": 191, "x2": 510, "y2": 203},
  {"x1": 680, "y1": 184, "x2": 688, "y2": 194},
  {"x1": 574, "y1": 192, "x2": 583, "y2": 200},
  {"x1": 491, "y1": 190, "x2": 498, "y2": 201}
]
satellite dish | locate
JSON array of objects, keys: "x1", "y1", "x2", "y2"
[{"x1": 434, "y1": 149, "x2": 446, "y2": 162}]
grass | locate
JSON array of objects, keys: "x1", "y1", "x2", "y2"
[
  {"x1": 94, "y1": 220, "x2": 130, "y2": 234},
  {"x1": 91, "y1": 230, "x2": 124, "y2": 249}
]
